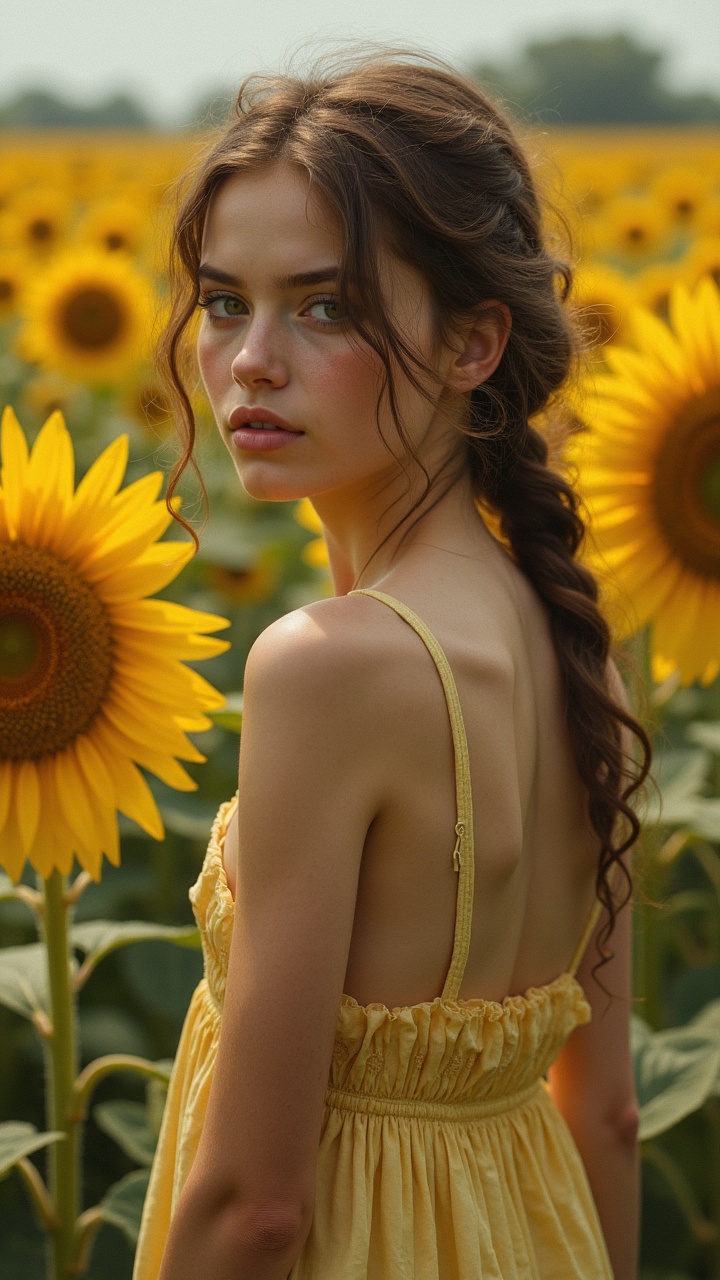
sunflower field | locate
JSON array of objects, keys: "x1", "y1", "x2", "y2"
[{"x1": 0, "y1": 124, "x2": 720, "y2": 1279}]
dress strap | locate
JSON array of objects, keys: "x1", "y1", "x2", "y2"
[
  {"x1": 567, "y1": 862, "x2": 622, "y2": 978},
  {"x1": 348, "y1": 588, "x2": 475, "y2": 1001}
]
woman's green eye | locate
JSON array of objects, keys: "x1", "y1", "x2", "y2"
[
  {"x1": 198, "y1": 294, "x2": 245, "y2": 318},
  {"x1": 309, "y1": 299, "x2": 343, "y2": 323},
  {"x1": 218, "y1": 297, "x2": 244, "y2": 316}
]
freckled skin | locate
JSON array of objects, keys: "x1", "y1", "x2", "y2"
[{"x1": 196, "y1": 163, "x2": 450, "y2": 502}]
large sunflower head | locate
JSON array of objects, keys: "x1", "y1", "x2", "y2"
[
  {"x1": 0, "y1": 407, "x2": 231, "y2": 883},
  {"x1": 565, "y1": 275, "x2": 720, "y2": 686},
  {"x1": 16, "y1": 249, "x2": 157, "y2": 386}
]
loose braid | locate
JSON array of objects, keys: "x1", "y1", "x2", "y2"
[{"x1": 474, "y1": 417, "x2": 650, "y2": 966}]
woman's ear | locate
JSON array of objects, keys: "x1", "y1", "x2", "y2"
[{"x1": 445, "y1": 301, "x2": 512, "y2": 394}]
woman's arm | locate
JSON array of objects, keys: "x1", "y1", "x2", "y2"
[
  {"x1": 547, "y1": 868, "x2": 639, "y2": 1280},
  {"x1": 157, "y1": 604, "x2": 378, "y2": 1280}
]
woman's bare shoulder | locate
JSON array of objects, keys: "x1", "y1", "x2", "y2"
[{"x1": 243, "y1": 591, "x2": 394, "y2": 706}]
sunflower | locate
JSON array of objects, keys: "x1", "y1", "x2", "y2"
[
  {"x1": 597, "y1": 194, "x2": 673, "y2": 263},
  {"x1": 570, "y1": 263, "x2": 636, "y2": 349},
  {"x1": 206, "y1": 551, "x2": 281, "y2": 606},
  {"x1": 16, "y1": 248, "x2": 157, "y2": 385},
  {"x1": 77, "y1": 198, "x2": 148, "y2": 257},
  {"x1": 0, "y1": 407, "x2": 231, "y2": 883},
  {"x1": 0, "y1": 185, "x2": 73, "y2": 256},
  {"x1": 0, "y1": 249, "x2": 29, "y2": 319},
  {"x1": 565, "y1": 275, "x2": 720, "y2": 686},
  {"x1": 651, "y1": 165, "x2": 713, "y2": 229},
  {"x1": 19, "y1": 371, "x2": 86, "y2": 424},
  {"x1": 120, "y1": 371, "x2": 174, "y2": 436},
  {"x1": 697, "y1": 198, "x2": 720, "y2": 241},
  {"x1": 682, "y1": 236, "x2": 720, "y2": 292},
  {"x1": 294, "y1": 498, "x2": 329, "y2": 569},
  {"x1": 634, "y1": 262, "x2": 680, "y2": 321}
]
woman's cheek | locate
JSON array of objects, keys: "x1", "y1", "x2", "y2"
[
  {"x1": 196, "y1": 331, "x2": 229, "y2": 407},
  {"x1": 307, "y1": 343, "x2": 383, "y2": 414}
]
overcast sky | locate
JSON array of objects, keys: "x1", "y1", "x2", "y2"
[{"x1": 3, "y1": 0, "x2": 719, "y2": 125}]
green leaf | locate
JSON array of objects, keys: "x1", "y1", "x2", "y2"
[
  {"x1": 686, "y1": 720, "x2": 720, "y2": 754},
  {"x1": 633, "y1": 999, "x2": 720, "y2": 1140},
  {"x1": 208, "y1": 692, "x2": 243, "y2": 734},
  {"x1": 689, "y1": 797, "x2": 720, "y2": 841},
  {"x1": 644, "y1": 747, "x2": 710, "y2": 827},
  {"x1": 97, "y1": 1169, "x2": 149, "y2": 1245},
  {"x1": 0, "y1": 944, "x2": 53, "y2": 1019},
  {"x1": 71, "y1": 919, "x2": 201, "y2": 982},
  {"x1": 118, "y1": 939, "x2": 203, "y2": 1022},
  {"x1": 93, "y1": 1101, "x2": 157, "y2": 1167},
  {"x1": 0, "y1": 1122, "x2": 65, "y2": 1179}
]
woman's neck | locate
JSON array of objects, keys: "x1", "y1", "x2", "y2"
[{"x1": 315, "y1": 468, "x2": 495, "y2": 596}]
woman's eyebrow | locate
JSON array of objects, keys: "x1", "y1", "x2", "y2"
[{"x1": 197, "y1": 264, "x2": 340, "y2": 288}]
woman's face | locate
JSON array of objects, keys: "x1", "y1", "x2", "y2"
[{"x1": 196, "y1": 161, "x2": 457, "y2": 503}]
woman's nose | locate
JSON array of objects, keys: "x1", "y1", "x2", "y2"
[{"x1": 230, "y1": 317, "x2": 288, "y2": 390}]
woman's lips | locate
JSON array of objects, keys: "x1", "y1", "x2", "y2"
[
  {"x1": 228, "y1": 406, "x2": 302, "y2": 432},
  {"x1": 227, "y1": 406, "x2": 305, "y2": 452}
]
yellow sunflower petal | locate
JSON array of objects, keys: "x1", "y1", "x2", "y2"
[
  {"x1": 72, "y1": 433, "x2": 129, "y2": 511},
  {"x1": 628, "y1": 306, "x2": 688, "y2": 381},
  {"x1": 20, "y1": 410, "x2": 75, "y2": 547},
  {"x1": 116, "y1": 598, "x2": 232, "y2": 635},
  {"x1": 1, "y1": 405, "x2": 30, "y2": 537},
  {"x1": 102, "y1": 686, "x2": 206, "y2": 759},
  {"x1": 54, "y1": 746, "x2": 103, "y2": 857},
  {"x1": 97, "y1": 539, "x2": 195, "y2": 602},
  {"x1": 74, "y1": 734, "x2": 121, "y2": 866},
  {"x1": 668, "y1": 282, "x2": 716, "y2": 388},
  {"x1": 89, "y1": 717, "x2": 165, "y2": 840},
  {"x1": 15, "y1": 759, "x2": 40, "y2": 854},
  {"x1": 0, "y1": 763, "x2": 12, "y2": 831}
]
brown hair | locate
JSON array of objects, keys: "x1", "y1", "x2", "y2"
[{"x1": 156, "y1": 48, "x2": 652, "y2": 973}]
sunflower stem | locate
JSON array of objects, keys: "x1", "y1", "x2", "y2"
[{"x1": 41, "y1": 869, "x2": 80, "y2": 1280}]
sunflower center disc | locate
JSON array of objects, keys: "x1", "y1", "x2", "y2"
[
  {"x1": 60, "y1": 286, "x2": 126, "y2": 350},
  {"x1": 651, "y1": 386, "x2": 720, "y2": 579},
  {"x1": 0, "y1": 542, "x2": 114, "y2": 759},
  {"x1": 30, "y1": 218, "x2": 53, "y2": 243}
]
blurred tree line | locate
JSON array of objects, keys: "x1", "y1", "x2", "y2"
[
  {"x1": 471, "y1": 32, "x2": 720, "y2": 125},
  {"x1": 0, "y1": 31, "x2": 718, "y2": 130}
]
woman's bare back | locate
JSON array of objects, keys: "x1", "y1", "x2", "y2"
[{"x1": 223, "y1": 519, "x2": 603, "y2": 1010}]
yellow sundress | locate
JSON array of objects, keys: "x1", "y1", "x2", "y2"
[{"x1": 133, "y1": 588, "x2": 614, "y2": 1279}]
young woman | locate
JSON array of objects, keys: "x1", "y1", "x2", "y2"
[{"x1": 133, "y1": 50, "x2": 651, "y2": 1280}]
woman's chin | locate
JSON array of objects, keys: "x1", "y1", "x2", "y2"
[{"x1": 234, "y1": 466, "x2": 310, "y2": 503}]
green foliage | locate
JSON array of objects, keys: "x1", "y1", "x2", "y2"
[
  {"x1": 96, "y1": 1170, "x2": 150, "y2": 1246},
  {"x1": 471, "y1": 32, "x2": 720, "y2": 125},
  {"x1": 93, "y1": 1102, "x2": 157, "y2": 1167},
  {"x1": 0, "y1": 89, "x2": 153, "y2": 129},
  {"x1": 0, "y1": 1124, "x2": 64, "y2": 1180},
  {"x1": 72, "y1": 919, "x2": 200, "y2": 988},
  {"x1": 0, "y1": 943, "x2": 69, "y2": 1020},
  {"x1": 633, "y1": 1001, "x2": 720, "y2": 1140}
]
